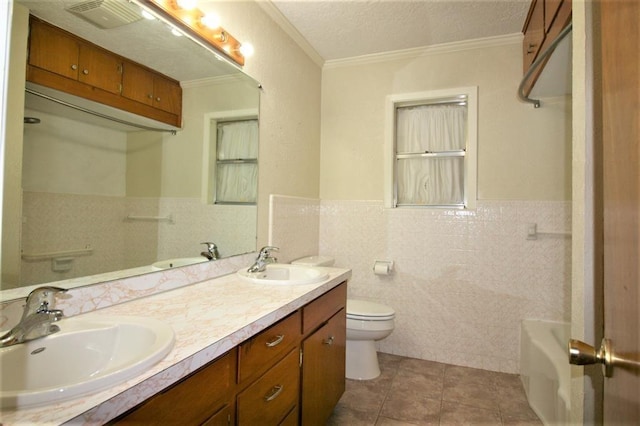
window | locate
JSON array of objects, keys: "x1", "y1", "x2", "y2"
[
  {"x1": 213, "y1": 119, "x2": 258, "y2": 204},
  {"x1": 385, "y1": 87, "x2": 477, "y2": 209}
]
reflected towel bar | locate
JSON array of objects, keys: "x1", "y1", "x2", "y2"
[
  {"x1": 518, "y1": 22, "x2": 573, "y2": 108},
  {"x1": 22, "y1": 246, "x2": 94, "y2": 261},
  {"x1": 125, "y1": 214, "x2": 175, "y2": 224}
]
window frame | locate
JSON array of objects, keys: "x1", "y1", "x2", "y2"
[
  {"x1": 201, "y1": 109, "x2": 258, "y2": 205},
  {"x1": 384, "y1": 86, "x2": 478, "y2": 210}
]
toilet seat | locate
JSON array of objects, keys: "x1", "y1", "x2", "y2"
[{"x1": 347, "y1": 299, "x2": 395, "y2": 321}]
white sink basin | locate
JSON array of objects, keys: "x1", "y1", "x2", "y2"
[
  {"x1": 152, "y1": 257, "x2": 208, "y2": 270},
  {"x1": 0, "y1": 315, "x2": 175, "y2": 409},
  {"x1": 237, "y1": 264, "x2": 329, "y2": 285}
]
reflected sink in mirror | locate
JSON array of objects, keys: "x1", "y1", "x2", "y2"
[
  {"x1": 0, "y1": 315, "x2": 174, "y2": 409},
  {"x1": 236, "y1": 264, "x2": 329, "y2": 285},
  {"x1": 151, "y1": 257, "x2": 209, "y2": 271}
]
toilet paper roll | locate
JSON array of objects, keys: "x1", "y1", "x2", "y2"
[{"x1": 373, "y1": 261, "x2": 393, "y2": 275}]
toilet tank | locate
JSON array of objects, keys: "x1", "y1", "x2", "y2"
[{"x1": 291, "y1": 255, "x2": 335, "y2": 267}]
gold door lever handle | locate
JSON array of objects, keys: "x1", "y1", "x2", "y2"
[{"x1": 568, "y1": 338, "x2": 613, "y2": 377}]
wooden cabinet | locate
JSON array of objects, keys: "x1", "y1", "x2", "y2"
[
  {"x1": 521, "y1": 0, "x2": 572, "y2": 96},
  {"x1": 301, "y1": 309, "x2": 346, "y2": 425},
  {"x1": 301, "y1": 283, "x2": 347, "y2": 425},
  {"x1": 112, "y1": 282, "x2": 347, "y2": 425},
  {"x1": 237, "y1": 349, "x2": 300, "y2": 425},
  {"x1": 111, "y1": 349, "x2": 236, "y2": 425},
  {"x1": 27, "y1": 16, "x2": 182, "y2": 127},
  {"x1": 122, "y1": 61, "x2": 182, "y2": 115},
  {"x1": 29, "y1": 18, "x2": 122, "y2": 95},
  {"x1": 238, "y1": 311, "x2": 301, "y2": 383},
  {"x1": 522, "y1": 0, "x2": 545, "y2": 71}
]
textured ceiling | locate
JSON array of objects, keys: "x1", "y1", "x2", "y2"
[{"x1": 270, "y1": 0, "x2": 530, "y2": 61}]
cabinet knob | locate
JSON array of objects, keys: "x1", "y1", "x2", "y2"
[
  {"x1": 147, "y1": 94, "x2": 153, "y2": 99},
  {"x1": 71, "y1": 64, "x2": 78, "y2": 70},
  {"x1": 323, "y1": 336, "x2": 335, "y2": 346},
  {"x1": 155, "y1": 97, "x2": 161, "y2": 102},
  {"x1": 82, "y1": 69, "x2": 89, "y2": 75}
]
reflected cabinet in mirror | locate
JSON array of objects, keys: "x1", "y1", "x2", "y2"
[{"x1": 2, "y1": 0, "x2": 260, "y2": 294}]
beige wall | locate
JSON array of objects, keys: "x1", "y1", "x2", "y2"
[
  {"x1": 160, "y1": 77, "x2": 259, "y2": 199},
  {"x1": 1, "y1": 3, "x2": 28, "y2": 287},
  {"x1": 320, "y1": 39, "x2": 571, "y2": 202},
  {"x1": 209, "y1": 1, "x2": 322, "y2": 246}
]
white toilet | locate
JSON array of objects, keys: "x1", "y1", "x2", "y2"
[{"x1": 291, "y1": 256, "x2": 396, "y2": 380}]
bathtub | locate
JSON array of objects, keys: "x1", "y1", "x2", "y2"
[{"x1": 520, "y1": 320, "x2": 570, "y2": 425}]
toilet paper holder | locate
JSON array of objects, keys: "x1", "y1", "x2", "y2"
[{"x1": 373, "y1": 260, "x2": 394, "y2": 275}]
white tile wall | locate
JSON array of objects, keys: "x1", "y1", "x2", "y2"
[
  {"x1": 270, "y1": 197, "x2": 571, "y2": 374},
  {"x1": 20, "y1": 193, "x2": 256, "y2": 286}
]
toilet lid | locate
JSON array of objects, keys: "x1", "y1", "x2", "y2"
[{"x1": 347, "y1": 299, "x2": 395, "y2": 320}]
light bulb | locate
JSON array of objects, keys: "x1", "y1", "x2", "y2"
[
  {"x1": 141, "y1": 10, "x2": 155, "y2": 20},
  {"x1": 239, "y1": 42, "x2": 254, "y2": 57},
  {"x1": 176, "y1": 0, "x2": 198, "y2": 10},
  {"x1": 201, "y1": 13, "x2": 220, "y2": 29}
]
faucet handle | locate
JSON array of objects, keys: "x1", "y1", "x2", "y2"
[
  {"x1": 259, "y1": 246, "x2": 279, "y2": 256},
  {"x1": 201, "y1": 242, "x2": 218, "y2": 250},
  {"x1": 24, "y1": 286, "x2": 67, "y2": 315}
]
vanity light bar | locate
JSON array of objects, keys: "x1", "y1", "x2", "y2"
[{"x1": 139, "y1": 0, "x2": 245, "y2": 66}]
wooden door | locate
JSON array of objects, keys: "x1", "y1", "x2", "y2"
[
  {"x1": 152, "y1": 74, "x2": 182, "y2": 115},
  {"x1": 78, "y1": 44, "x2": 122, "y2": 95},
  {"x1": 601, "y1": 0, "x2": 640, "y2": 422},
  {"x1": 121, "y1": 61, "x2": 155, "y2": 106},
  {"x1": 301, "y1": 309, "x2": 346, "y2": 425},
  {"x1": 28, "y1": 19, "x2": 79, "y2": 80}
]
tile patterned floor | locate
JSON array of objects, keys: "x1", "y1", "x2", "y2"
[{"x1": 327, "y1": 353, "x2": 542, "y2": 426}]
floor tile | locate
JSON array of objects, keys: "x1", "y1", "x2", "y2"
[
  {"x1": 439, "y1": 400, "x2": 502, "y2": 425},
  {"x1": 330, "y1": 352, "x2": 543, "y2": 426}
]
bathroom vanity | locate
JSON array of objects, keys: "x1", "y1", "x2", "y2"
[
  {"x1": 112, "y1": 282, "x2": 346, "y2": 425},
  {"x1": 0, "y1": 266, "x2": 350, "y2": 425}
]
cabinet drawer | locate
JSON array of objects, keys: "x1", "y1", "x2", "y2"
[
  {"x1": 237, "y1": 349, "x2": 300, "y2": 426},
  {"x1": 112, "y1": 349, "x2": 236, "y2": 425},
  {"x1": 238, "y1": 311, "x2": 301, "y2": 383},
  {"x1": 302, "y1": 281, "x2": 347, "y2": 335}
]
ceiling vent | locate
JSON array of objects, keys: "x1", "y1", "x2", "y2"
[{"x1": 66, "y1": 0, "x2": 142, "y2": 29}]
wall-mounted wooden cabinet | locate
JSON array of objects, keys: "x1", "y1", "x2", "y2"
[
  {"x1": 521, "y1": 0, "x2": 572, "y2": 96},
  {"x1": 27, "y1": 16, "x2": 182, "y2": 128},
  {"x1": 121, "y1": 61, "x2": 181, "y2": 116},
  {"x1": 111, "y1": 282, "x2": 347, "y2": 425}
]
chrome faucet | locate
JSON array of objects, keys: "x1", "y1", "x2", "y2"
[
  {"x1": 201, "y1": 242, "x2": 220, "y2": 260},
  {"x1": 247, "y1": 246, "x2": 279, "y2": 273},
  {"x1": 0, "y1": 286, "x2": 67, "y2": 348}
]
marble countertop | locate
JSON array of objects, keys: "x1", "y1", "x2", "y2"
[{"x1": 0, "y1": 267, "x2": 351, "y2": 425}]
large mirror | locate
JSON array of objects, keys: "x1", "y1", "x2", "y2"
[{"x1": 2, "y1": 0, "x2": 260, "y2": 296}]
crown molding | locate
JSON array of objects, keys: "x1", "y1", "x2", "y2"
[
  {"x1": 258, "y1": 1, "x2": 325, "y2": 67},
  {"x1": 324, "y1": 33, "x2": 523, "y2": 70}
]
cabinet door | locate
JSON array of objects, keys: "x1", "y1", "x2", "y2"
[
  {"x1": 522, "y1": 0, "x2": 545, "y2": 71},
  {"x1": 29, "y1": 19, "x2": 79, "y2": 80},
  {"x1": 78, "y1": 44, "x2": 122, "y2": 95},
  {"x1": 202, "y1": 404, "x2": 233, "y2": 426},
  {"x1": 153, "y1": 75, "x2": 182, "y2": 115},
  {"x1": 121, "y1": 61, "x2": 155, "y2": 106},
  {"x1": 545, "y1": 0, "x2": 564, "y2": 33},
  {"x1": 301, "y1": 308, "x2": 346, "y2": 425}
]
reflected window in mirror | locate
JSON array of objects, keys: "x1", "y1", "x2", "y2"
[{"x1": 214, "y1": 119, "x2": 258, "y2": 205}]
